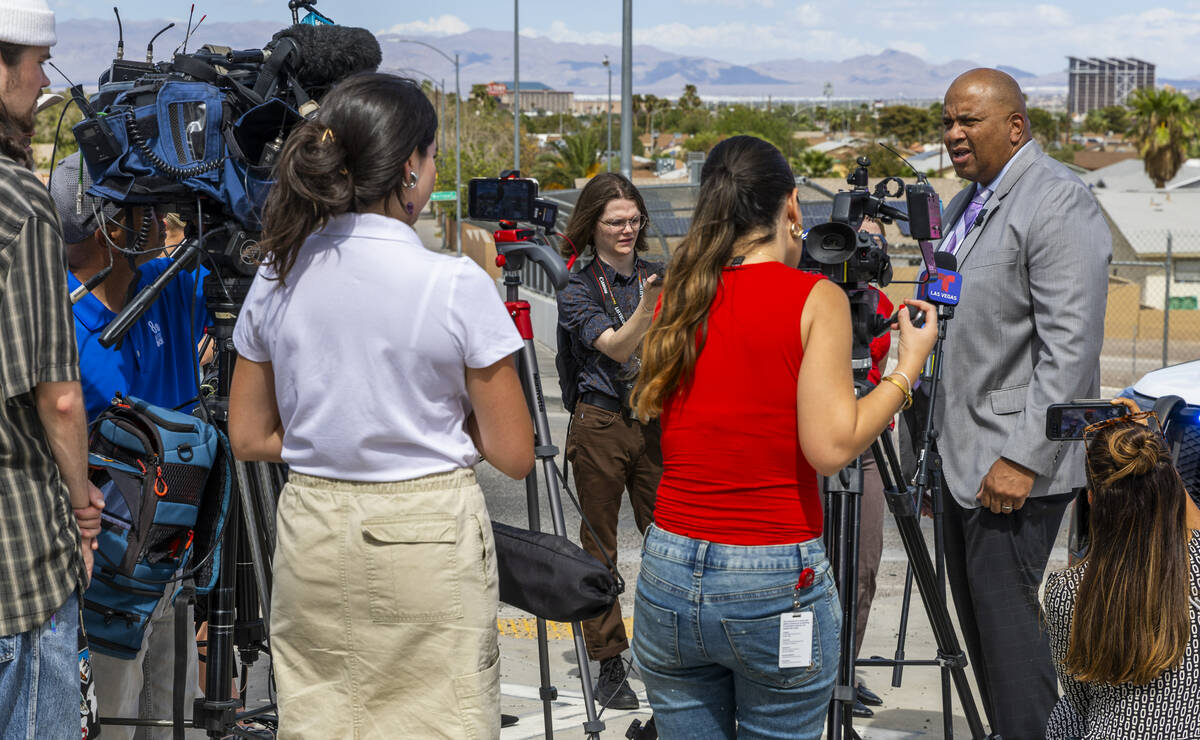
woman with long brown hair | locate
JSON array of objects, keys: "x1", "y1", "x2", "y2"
[
  {"x1": 1044, "y1": 406, "x2": 1200, "y2": 739},
  {"x1": 556, "y1": 172, "x2": 663, "y2": 709},
  {"x1": 227, "y1": 74, "x2": 533, "y2": 738},
  {"x1": 628, "y1": 135, "x2": 937, "y2": 737}
]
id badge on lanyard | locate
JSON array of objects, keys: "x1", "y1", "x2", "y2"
[{"x1": 779, "y1": 567, "x2": 816, "y2": 668}]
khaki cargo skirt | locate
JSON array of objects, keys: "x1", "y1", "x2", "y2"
[{"x1": 270, "y1": 468, "x2": 499, "y2": 739}]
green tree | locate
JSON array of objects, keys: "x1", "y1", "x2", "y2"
[
  {"x1": 1082, "y1": 105, "x2": 1130, "y2": 135},
  {"x1": 531, "y1": 128, "x2": 602, "y2": 189},
  {"x1": 683, "y1": 131, "x2": 722, "y2": 155},
  {"x1": 33, "y1": 91, "x2": 83, "y2": 170},
  {"x1": 876, "y1": 105, "x2": 936, "y2": 146},
  {"x1": 792, "y1": 149, "x2": 834, "y2": 178},
  {"x1": 678, "y1": 84, "x2": 702, "y2": 111},
  {"x1": 1026, "y1": 107, "x2": 1058, "y2": 150},
  {"x1": 1127, "y1": 87, "x2": 1197, "y2": 188}
]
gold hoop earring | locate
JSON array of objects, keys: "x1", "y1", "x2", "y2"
[
  {"x1": 404, "y1": 171, "x2": 419, "y2": 189},
  {"x1": 790, "y1": 222, "x2": 803, "y2": 239}
]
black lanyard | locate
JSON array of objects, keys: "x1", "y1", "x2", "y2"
[{"x1": 590, "y1": 260, "x2": 644, "y2": 326}]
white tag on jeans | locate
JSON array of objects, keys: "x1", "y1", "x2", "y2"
[{"x1": 778, "y1": 611, "x2": 813, "y2": 668}]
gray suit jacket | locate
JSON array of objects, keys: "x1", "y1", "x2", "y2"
[{"x1": 932, "y1": 140, "x2": 1112, "y2": 507}]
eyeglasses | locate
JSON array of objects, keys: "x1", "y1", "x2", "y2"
[{"x1": 599, "y1": 216, "x2": 648, "y2": 231}]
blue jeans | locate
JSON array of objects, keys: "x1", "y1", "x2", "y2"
[
  {"x1": 632, "y1": 525, "x2": 840, "y2": 740},
  {"x1": 0, "y1": 591, "x2": 81, "y2": 740}
]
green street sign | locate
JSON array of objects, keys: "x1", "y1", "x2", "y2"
[{"x1": 429, "y1": 190, "x2": 457, "y2": 202}]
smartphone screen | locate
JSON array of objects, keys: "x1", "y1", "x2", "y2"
[
  {"x1": 468, "y1": 178, "x2": 536, "y2": 222},
  {"x1": 1046, "y1": 403, "x2": 1128, "y2": 441}
]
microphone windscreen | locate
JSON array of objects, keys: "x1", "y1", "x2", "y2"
[
  {"x1": 934, "y1": 250, "x2": 958, "y2": 272},
  {"x1": 272, "y1": 25, "x2": 382, "y2": 91}
]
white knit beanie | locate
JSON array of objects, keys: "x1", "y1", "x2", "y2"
[{"x1": 0, "y1": 0, "x2": 56, "y2": 47}]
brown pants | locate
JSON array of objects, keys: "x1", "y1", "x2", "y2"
[{"x1": 565, "y1": 401, "x2": 662, "y2": 661}]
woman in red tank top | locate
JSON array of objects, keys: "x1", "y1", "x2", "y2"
[{"x1": 627, "y1": 135, "x2": 937, "y2": 738}]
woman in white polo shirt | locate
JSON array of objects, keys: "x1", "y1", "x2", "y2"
[{"x1": 228, "y1": 73, "x2": 534, "y2": 739}]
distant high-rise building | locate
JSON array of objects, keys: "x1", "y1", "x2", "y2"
[{"x1": 1068, "y1": 57, "x2": 1155, "y2": 116}]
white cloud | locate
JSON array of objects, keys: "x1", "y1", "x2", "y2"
[
  {"x1": 1033, "y1": 4, "x2": 1072, "y2": 27},
  {"x1": 379, "y1": 15, "x2": 470, "y2": 37}
]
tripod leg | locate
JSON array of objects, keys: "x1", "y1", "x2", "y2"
[
  {"x1": 824, "y1": 462, "x2": 863, "y2": 740},
  {"x1": 870, "y1": 436, "x2": 990, "y2": 739},
  {"x1": 891, "y1": 565, "x2": 914, "y2": 687},
  {"x1": 513, "y1": 335, "x2": 603, "y2": 739}
]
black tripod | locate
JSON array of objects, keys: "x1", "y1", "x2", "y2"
[
  {"x1": 492, "y1": 224, "x2": 605, "y2": 739},
  {"x1": 94, "y1": 232, "x2": 281, "y2": 739},
  {"x1": 823, "y1": 289, "x2": 993, "y2": 740}
]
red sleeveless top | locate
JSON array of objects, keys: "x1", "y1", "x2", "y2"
[{"x1": 654, "y1": 263, "x2": 826, "y2": 545}]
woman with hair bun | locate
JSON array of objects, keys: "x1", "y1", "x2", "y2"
[
  {"x1": 628, "y1": 135, "x2": 938, "y2": 737},
  {"x1": 227, "y1": 73, "x2": 533, "y2": 738},
  {"x1": 1044, "y1": 403, "x2": 1200, "y2": 739}
]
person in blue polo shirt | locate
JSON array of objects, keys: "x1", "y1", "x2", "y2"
[
  {"x1": 52, "y1": 153, "x2": 210, "y2": 420},
  {"x1": 50, "y1": 152, "x2": 210, "y2": 740}
]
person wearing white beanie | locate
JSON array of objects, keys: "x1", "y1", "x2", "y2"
[
  {"x1": 0, "y1": 2, "x2": 96, "y2": 740},
  {"x1": 0, "y1": 0, "x2": 54, "y2": 167}
]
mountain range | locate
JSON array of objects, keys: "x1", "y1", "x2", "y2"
[{"x1": 50, "y1": 19, "x2": 1199, "y2": 101}]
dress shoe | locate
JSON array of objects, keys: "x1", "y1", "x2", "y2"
[{"x1": 857, "y1": 682, "x2": 884, "y2": 707}]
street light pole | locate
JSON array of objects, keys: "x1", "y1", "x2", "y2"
[
  {"x1": 395, "y1": 39, "x2": 464, "y2": 257},
  {"x1": 513, "y1": 0, "x2": 520, "y2": 171},
  {"x1": 455, "y1": 53, "x2": 461, "y2": 258},
  {"x1": 620, "y1": 0, "x2": 632, "y2": 177},
  {"x1": 604, "y1": 55, "x2": 612, "y2": 172}
]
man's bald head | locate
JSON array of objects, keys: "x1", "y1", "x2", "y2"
[{"x1": 942, "y1": 68, "x2": 1032, "y2": 184}]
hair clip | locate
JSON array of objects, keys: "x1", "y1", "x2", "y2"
[{"x1": 321, "y1": 128, "x2": 335, "y2": 143}]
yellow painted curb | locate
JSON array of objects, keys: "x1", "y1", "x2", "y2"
[{"x1": 497, "y1": 616, "x2": 635, "y2": 640}]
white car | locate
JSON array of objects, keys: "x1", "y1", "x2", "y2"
[{"x1": 1121, "y1": 359, "x2": 1200, "y2": 501}]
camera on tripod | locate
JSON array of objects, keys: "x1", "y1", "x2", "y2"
[{"x1": 803, "y1": 156, "x2": 942, "y2": 286}]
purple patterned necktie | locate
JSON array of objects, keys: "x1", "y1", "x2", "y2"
[{"x1": 940, "y1": 186, "x2": 992, "y2": 255}]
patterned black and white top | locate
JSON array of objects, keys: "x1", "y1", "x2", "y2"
[{"x1": 1043, "y1": 532, "x2": 1200, "y2": 739}]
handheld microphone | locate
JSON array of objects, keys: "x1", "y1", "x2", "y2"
[{"x1": 922, "y1": 251, "x2": 962, "y2": 307}]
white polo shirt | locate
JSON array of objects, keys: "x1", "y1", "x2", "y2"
[{"x1": 233, "y1": 212, "x2": 523, "y2": 481}]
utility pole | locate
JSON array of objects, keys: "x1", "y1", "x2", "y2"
[
  {"x1": 513, "y1": 0, "x2": 520, "y2": 170},
  {"x1": 604, "y1": 55, "x2": 613, "y2": 172},
  {"x1": 620, "y1": 0, "x2": 632, "y2": 177}
]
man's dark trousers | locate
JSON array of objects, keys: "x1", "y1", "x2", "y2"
[
  {"x1": 941, "y1": 484, "x2": 1074, "y2": 740},
  {"x1": 565, "y1": 401, "x2": 661, "y2": 661}
]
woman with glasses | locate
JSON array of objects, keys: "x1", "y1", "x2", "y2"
[
  {"x1": 628, "y1": 136, "x2": 937, "y2": 738},
  {"x1": 1044, "y1": 403, "x2": 1200, "y2": 739},
  {"x1": 555, "y1": 172, "x2": 663, "y2": 710}
]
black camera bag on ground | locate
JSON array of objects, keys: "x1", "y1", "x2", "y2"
[{"x1": 493, "y1": 521, "x2": 621, "y2": 623}]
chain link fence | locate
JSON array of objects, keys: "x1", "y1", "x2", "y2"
[{"x1": 1104, "y1": 230, "x2": 1200, "y2": 390}]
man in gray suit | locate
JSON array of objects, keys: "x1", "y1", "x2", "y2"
[{"x1": 928, "y1": 68, "x2": 1110, "y2": 739}]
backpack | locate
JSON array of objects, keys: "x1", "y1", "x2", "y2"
[
  {"x1": 83, "y1": 394, "x2": 231, "y2": 658},
  {"x1": 555, "y1": 255, "x2": 616, "y2": 414}
]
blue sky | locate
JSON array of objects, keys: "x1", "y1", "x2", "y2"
[{"x1": 47, "y1": 1, "x2": 1200, "y2": 77}]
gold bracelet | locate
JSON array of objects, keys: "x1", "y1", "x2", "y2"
[
  {"x1": 880, "y1": 375, "x2": 913, "y2": 410},
  {"x1": 890, "y1": 369, "x2": 913, "y2": 395}
]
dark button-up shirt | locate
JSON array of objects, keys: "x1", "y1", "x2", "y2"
[
  {"x1": 0, "y1": 155, "x2": 84, "y2": 637},
  {"x1": 557, "y1": 254, "x2": 663, "y2": 402}
]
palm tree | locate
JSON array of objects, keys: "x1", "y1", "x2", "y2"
[
  {"x1": 532, "y1": 129, "x2": 602, "y2": 189},
  {"x1": 1126, "y1": 87, "x2": 1197, "y2": 188}
]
